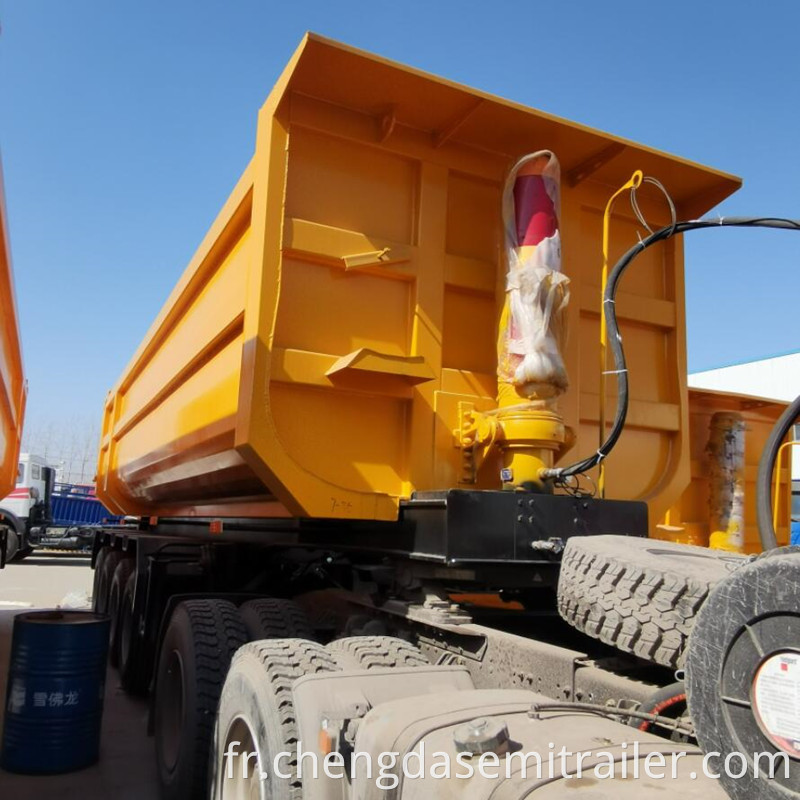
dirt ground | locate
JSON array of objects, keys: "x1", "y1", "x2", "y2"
[{"x1": 0, "y1": 553, "x2": 158, "y2": 798}]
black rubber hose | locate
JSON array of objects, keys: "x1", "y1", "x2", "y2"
[
  {"x1": 543, "y1": 217, "x2": 800, "y2": 482},
  {"x1": 756, "y1": 391, "x2": 800, "y2": 551}
]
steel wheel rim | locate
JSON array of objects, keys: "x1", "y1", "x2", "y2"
[{"x1": 220, "y1": 716, "x2": 264, "y2": 800}]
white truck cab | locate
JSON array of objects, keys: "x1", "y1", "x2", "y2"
[{"x1": 0, "y1": 453, "x2": 51, "y2": 560}]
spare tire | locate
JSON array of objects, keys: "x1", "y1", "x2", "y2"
[{"x1": 557, "y1": 535, "x2": 749, "y2": 668}]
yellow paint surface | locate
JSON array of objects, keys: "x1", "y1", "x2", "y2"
[{"x1": 96, "y1": 35, "x2": 741, "y2": 522}]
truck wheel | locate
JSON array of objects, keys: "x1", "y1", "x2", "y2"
[
  {"x1": 108, "y1": 557, "x2": 135, "y2": 667},
  {"x1": 118, "y1": 571, "x2": 148, "y2": 694},
  {"x1": 686, "y1": 550, "x2": 800, "y2": 799},
  {"x1": 154, "y1": 599, "x2": 248, "y2": 800},
  {"x1": 328, "y1": 635, "x2": 429, "y2": 669},
  {"x1": 14, "y1": 546, "x2": 33, "y2": 561},
  {"x1": 211, "y1": 639, "x2": 339, "y2": 800},
  {"x1": 4, "y1": 528, "x2": 19, "y2": 562},
  {"x1": 557, "y1": 535, "x2": 749, "y2": 668},
  {"x1": 686, "y1": 548, "x2": 800, "y2": 800},
  {"x1": 239, "y1": 598, "x2": 315, "y2": 641},
  {"x1": 93, "y1": 548, "x2": 123, "y2": 615},
  {"x1": 91, "y1": 548, "x2": 108, "y2": 611}
]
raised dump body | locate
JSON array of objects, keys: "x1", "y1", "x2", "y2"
[
  {"x1": 657, "y1": 387, "x2": 790, "y2": 552},
  {"x1": 0, "y1": 161, "x2": 25, "y2": 501},
  {"x1": 96, "y1": 34, "x2": 740, "y2": 524}
]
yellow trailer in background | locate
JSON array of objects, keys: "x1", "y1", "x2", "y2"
[
  {"x1": 657, "y1": 387, "x2": 791, "y2": 553},
  {"x1": 95, "y1": 33, "x2": 740, "y2": 529},
  {"x1": 0, "y1": 160, "x2": 25, "y2": 504}
]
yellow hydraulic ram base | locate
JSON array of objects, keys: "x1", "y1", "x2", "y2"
[{"x1": 461, "y1": 383, "x2": 574, "y2": 493}]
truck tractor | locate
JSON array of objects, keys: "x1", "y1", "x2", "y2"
[{"x1": 0, "y1": 453, "x2": 54, "y2": 561}]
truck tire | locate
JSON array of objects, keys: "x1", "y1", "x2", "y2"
[
  {"x1": 154, "y1": 599, "x2": 248, "y2": 800},
  {"x1": 4, "y1": 527, "x2": 19, "y2": 562},
  {"x1": 211, "y1": 639, "x2": 339, "y2": 800},
  {"x1": 0, "y1": 511, "x2": 24, "y2": 562},
  {"x1": 14, "y1": 545, "x2": 33, "y2": 561},
  {"x1": 91, "y1": 548, "x2": 108, "y2": 611},
  {"x1": 686, "y1": 551, "x2": 800, "y2": 800},
  {"x1": 108, "y1": 557, "x2": 135, "y2": 667},
  {"x1": 118, "y1": 571, "x2": 148, "y2": 695},
  {"x1": 557, "y1": 535, "x2": 749, "y2": 668},
  {"x1": 239, "y1": 598, "x2": 315, "y2": 641},
  {"x1": 94, "y1": 549, "x2": 123, "y2": 615},
  {"x1": 328, "y1": 635, "x2": 429, "y2": 670}
]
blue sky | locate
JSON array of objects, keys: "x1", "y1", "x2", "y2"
[{"x1": 2, "y1": 0, "x2": 800, "y2": 441}]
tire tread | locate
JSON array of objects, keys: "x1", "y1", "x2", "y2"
[
  {"x1": 557, "y1": 536, "x2": 749, "y2": 668},
  {"x1": 327, "y1": 635, "x2": 428, "y2": 670},
  {"x1": 231, "y1": 639, "x2": 338, "y2": 799},
  {"x1": 156, "y1": 599, "x2": 247, "y2": 800},
  {"x1": 239, "y1": 598, "x2": 315, "y2": 641}
]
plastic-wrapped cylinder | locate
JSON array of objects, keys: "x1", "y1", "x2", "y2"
[
  {"x1": 1, "y1": 610, "x2": 110, "y2": 774},
  {"x1": 498, "y1": 150, "x2": 568, "y2": 402}
]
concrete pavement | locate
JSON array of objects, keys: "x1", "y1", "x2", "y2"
[{"x1": 0, "y1": 553, "x2": 159, "y2": 798}]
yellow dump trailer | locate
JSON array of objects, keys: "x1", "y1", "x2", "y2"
[
  {"x1": 657, "y1": 387, "x2": 790, "y2": 553},
  {"x1": 92, "y1": 39, "x2": 800, "y2": 800},
  {"x1": 0, "y1": 161, "x2": 25, "y2": 501},
  {"x1": 96, "y1": 34, "x2": 740, "y2": 523}
]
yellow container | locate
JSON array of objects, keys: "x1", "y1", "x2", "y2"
[
  {"x1": 656, "y1": 388, "x2": 790, "y2": 553},
  {"x1": 0, "y1": 161, "x2": 26, "y2": 501},
  {"x1": 96, "y1": 34, "x2": 740, "y2": 522}
]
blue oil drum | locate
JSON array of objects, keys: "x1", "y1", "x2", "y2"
[{"x1": 1, "y1": 610, "x2": 110, "y2": 774}]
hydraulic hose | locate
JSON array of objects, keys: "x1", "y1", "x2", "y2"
[
  {"x1": 629, "y1": 681, "x2": 686, "y2": 734},
  {"x1": 542, "y1": 217, "x2": 800, "y2": 487},
  {"x1": 756, "y1": 390, "x2": 800, "y2": 551}
]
